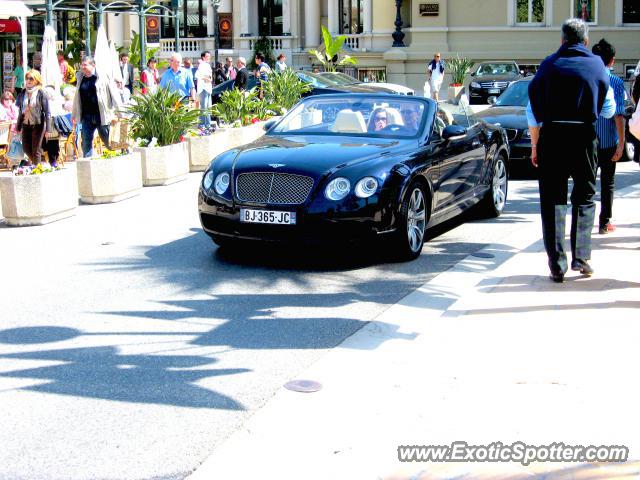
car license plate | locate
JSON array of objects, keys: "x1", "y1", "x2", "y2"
[
  {"x1": 488, "y1": 88, "x2": 501, "y2": 94},
  {"x1": 240, "y1": 208, "x2": 296, "y2": 225}
]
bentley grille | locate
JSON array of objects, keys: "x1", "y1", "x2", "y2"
[
  {"x1": 236, "y1": 172, "x2": 314, "y2": 204},
  {"x1": 480, "y1": 81, "x2": 509, "y2": 89}
]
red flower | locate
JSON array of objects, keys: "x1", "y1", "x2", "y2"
[
  {"x1": 251, "y1": 117, "x2": 259, "y2": 124},
  {"x1": 180, "y1": 135, "x2": 185, "y2": 142}
]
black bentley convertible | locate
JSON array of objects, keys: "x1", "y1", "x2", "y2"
[{"x1": 199, "y1": 94, "x2": 509, "y2": 260}]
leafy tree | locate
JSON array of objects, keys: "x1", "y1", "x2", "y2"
[
  {"x1": 308, "y1": 25, "x2": 357, "y2": 72},
  {"x1": 248, "y1": 36, "x2": 276, "y2": 71}
]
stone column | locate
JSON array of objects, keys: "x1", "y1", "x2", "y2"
[
  {"x1": 304, "y1": 0, "x2": 320, "y2": 47},
  {"x1": 283, "y1": 0, "x2": 291, "y2": 34},
  {"x1": 240, "y1": 0, "x2": 250, "y2": 34},
  {"x1": 207, "y1": 1, "x2": 215, "y2": 36},
  {"x1": 327, "y1": 0, "x2": 338, "y2": 35},
  {"x1": 363, "y1": 0, "x2": 372, "y2": 33}
]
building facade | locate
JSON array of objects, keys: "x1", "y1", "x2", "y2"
[{"x1": 16, "y1": 0, "x2": 640, "y2": 93}]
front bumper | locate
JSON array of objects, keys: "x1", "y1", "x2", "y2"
[
  {"x1": 198, "y1": 190, "x2": 396, "y2": 244},
  {"x1": 469, "y1": 86, "x2": 508, "y2": 102}
]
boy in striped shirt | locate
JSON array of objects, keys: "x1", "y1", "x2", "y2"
[{"x1": 593, "y1": 38, "x2": 626, "y2": 234}]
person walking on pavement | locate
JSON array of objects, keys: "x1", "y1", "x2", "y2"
[
  {"x1": 160, "y1": 52, "x2": 196, "y2": 103},
  {"x1": 15, "y1": 69, "x2": 50, "y2": 165},
  {"x1": 527, "y1": 18, "x2": 615, "y2": 283},
  {"x1": 592, "y1": 38, "x2": 626, "y2": 235},
  {"x1": 119, "y1": 53, "x2": 134, "y2": 94},
  {"x1": 234, "y1": 57, "x2": 248, "y2": 91},
  {"x1": 140, "y1": 57, "x2": 159, "y2": 94},
  {"x1": 195, "y1": 51, "x2": 213, "y2": 129},
  {"x1": 275, "y1": 53, "x2": 287, "y2": 73},
  {"x1": 72, "y1": 56, "x2": 122, "y2": 158},
  {"x1": 427, "y1": 52, "x2": 445, "y2": 102}
]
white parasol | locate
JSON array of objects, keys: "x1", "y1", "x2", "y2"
[
  {"x1": 41, "y1": 25, "x2": 63, "y2": 91},
  {"x1": 94, "y1": 25, "x2": 112, "y2": 81}
]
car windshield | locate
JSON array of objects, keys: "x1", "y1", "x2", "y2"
[
  {"x1": 495, "y1": 80, "x2": 530, "y2": 107},
  {"x1": 476, "y1": 63, "x2": 518, "y2": 76},
  {"x1": 318, "y1": 72, "x2": 360, "y2": 86},
  {"x1": 270, "y1": 96, "x2": 428, "y2": 138},
  {"x1": 296, "y1": 71, "x2": 337, "y2": 88}
]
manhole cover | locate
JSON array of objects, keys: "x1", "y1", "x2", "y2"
[
  {"x1": 471, "y1": 252, "x2": 495, "y2": 259},
  {"x1": 284, "y1": 379, "x2": 322, "y2": 393}
]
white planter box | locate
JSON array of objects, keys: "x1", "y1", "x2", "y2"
[
  {"x1": 134, "y1": 142, "x2": 189, "y2": 186},
  {"x1": 187, "y1": 132, "x2": 232, "y2": 172},
  {"x1": 222, "y1": 122, "x2": 267, "y2": 150},
  {"x1": 0, "y1": 165, "x2": 78, "y2": 226},
  {"x1": 76, "y1": 152, "x2": 143, "y2": 204}
]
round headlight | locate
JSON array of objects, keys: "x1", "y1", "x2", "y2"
[
  {"x1": 324, "y1": 177, "x2": 351, "y2": 201},
  {"x1": 214, "y1": 172, "x2": 230, "y2": 195},
  {"x1": 354, "y1": 177, "x2": 378, "y2": 198},
  {"x1": 470, "y1": 82, "x2": 481, "y2": 89},
  {"x1": 203, "y1": 171, "x2": 214, "y2": 190}
]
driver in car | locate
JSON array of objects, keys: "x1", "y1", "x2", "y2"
[
  {"x1": 401, "y1": 106, "x2": 420, "y2": 133},
  {"x1": 369, "y1": 107, "x2": 388, "y2": 132}
]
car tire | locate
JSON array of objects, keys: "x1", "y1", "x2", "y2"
[
  {"x1": 392, "y1": 181, "x2": 429, "y2": 261},
  {"x1": 478, "y1": 154, "x2": 508, "y2": 218}
]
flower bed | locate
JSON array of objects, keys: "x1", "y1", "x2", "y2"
[
  {"x1": 76, "y1": 150, "x2": 143, "y2": 204},
  {"x1": 0, "y1": 164, "x2": 78, "y2": 226}
]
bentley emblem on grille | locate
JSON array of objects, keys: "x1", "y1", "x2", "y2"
[
  {"x1": 269, "y1": 163, "x2": 286, "y2": 168},
  {"x1": 494, "y1": 82, "x2": 499, "y2": 88}
]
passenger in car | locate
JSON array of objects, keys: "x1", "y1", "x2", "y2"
[
  {"x1": 401, "y1": 106, "x2": 420, "y2": 132},
  {"x1": 368, "y1": 107, "x2": 388, "y2": 132}
]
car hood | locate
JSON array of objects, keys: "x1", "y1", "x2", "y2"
[
  {"x1": 230, "y1": 135, "x2": 406, "y2": 177},
  {"x1": 476, "y1": 106, "x2": 528, "y2": 129},
  {"x1": 474, "y1": 74, "x2": 521, "y2": 83}
]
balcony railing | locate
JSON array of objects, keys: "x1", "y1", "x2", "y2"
[
  {"x1": 160, "y1": 38, "x2": 207, "y2": 56},
  {"x1": 245, "y1": 36, "x2": 292, "y2": 51}
]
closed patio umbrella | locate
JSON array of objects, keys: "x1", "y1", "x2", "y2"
[{"x1": 41, "y1": 25, "x2": 62, "y2": 91}]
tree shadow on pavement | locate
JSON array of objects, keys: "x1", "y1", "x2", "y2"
[{"x1": 0, "y1": 326, "x2": 249, "y2": 409}]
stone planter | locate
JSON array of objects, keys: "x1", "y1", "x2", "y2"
[
  {"x1": 76, "y1": 152, "x2": 143, "y2": 204},
  {"x1": 187, "y1": 132, "x2": 232, "y2": 172},
  {"x1": 447, "y1": 85, "x2": 465, "y2": 103},
  {"x1": 134, "y1": 141, "x2": 189, "y2": 186},
  {"x1": 0, "y1": 165, "x2": 78, "y2": 226},
  {"x1": 222, "y1": 122, "x2": 268, "y2": 150}
]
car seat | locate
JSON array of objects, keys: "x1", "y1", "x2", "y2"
[
  {"x1": 385, "y1": 107, "x2": 404, "y2": 126},
  {"x1": 329, "y1": 109, "x2": 367, "y2": 134}
]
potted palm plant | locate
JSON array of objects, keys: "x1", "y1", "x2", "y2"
[
  {"x1": 127, "y1": 87, "x2": 200, "y2": 186},
  {"x1": 447, "y1": 54, "x2": 474, "y2": 103}
]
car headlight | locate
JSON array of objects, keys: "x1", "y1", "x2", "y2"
[
  {"x1": 203, "y1": 170, "x2": 214, "y2": 190},
  {"x1": 470, "y1": 82, "x2": 481, "y2": 89},
  {"x1": 325, "y1": 177, "x2": 351, "y2": 201},
  {"x1": 214, "y1": 172, "x2": 230, "y2": 195},
  {"x1": 354, "y1": 177, "x2": 378, "y2": 198},
  {"x1": 522, "y1": 129, "x2": 531, "y2": 138}
]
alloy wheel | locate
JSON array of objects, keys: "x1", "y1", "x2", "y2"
[
  {"x1": 406, "y1": 187, "x2": 426, "y2": 253},
  {"x1": 492, "y1": 158, "x2": 507, "y2": 213}
]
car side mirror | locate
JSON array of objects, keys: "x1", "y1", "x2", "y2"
[
  {"x1": 263, "y1": 119, "x2": 278, "y2": 131},
  {"x1": 442, "y1": 124, "x2": 467, "y2": 140},
  {"x1": 488, "y1": 96, "x2": 498, "y2": 105}
]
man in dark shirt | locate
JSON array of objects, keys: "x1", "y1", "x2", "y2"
[
  {"x1": 234, "y1": 56, "x2": 249, "y2": 91},
  {"x1": 527, "y1": 18, "x2": 614, "y2": 282}
]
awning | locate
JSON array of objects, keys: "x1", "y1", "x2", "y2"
[
  {"x1": 0, "y1": 19, "x2": 22, "y2": 33},
  {"x1": 0, "y1": 1, "x2": 34, "y2": 18}
]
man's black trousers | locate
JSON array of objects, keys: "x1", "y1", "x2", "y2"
[{"x1": 537, "y1": 123, "x2": 598, "y2": 274}]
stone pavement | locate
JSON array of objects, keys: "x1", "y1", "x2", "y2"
[{"x1": 187, "y1": 181, "x2": 640, "y2": 480}]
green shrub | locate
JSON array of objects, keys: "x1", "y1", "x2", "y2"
[
  {"x1": 263, "y1": 69, "x2": 312, "y2": 112},
  {"x1": 126, "y1": 87, "x2": 200, "y2": 146},
  {"x1": 448, "y1": 54, "x2": 475, "y2": 86},
  {"x1": 212, "y1": 88, "x2": 257, "y2": 126}
]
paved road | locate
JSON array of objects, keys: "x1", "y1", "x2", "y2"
[{"x1": 0, "y1": 162, "x2": 638, "y2": 479}]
